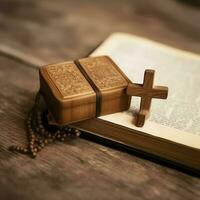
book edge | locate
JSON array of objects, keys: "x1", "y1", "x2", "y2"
[{"x1": 98, "y1": 32, "x2": 200, "y2": 60}]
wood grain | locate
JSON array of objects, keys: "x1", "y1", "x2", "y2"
[
  {"x1": 0, "y1": 0, "x2": 200, "y2": 65},
  {"x1": 0, "y1": 0, "x2": 200, "y2": 199},
  {"x1": 127, "y1": 70, "x2": 168, "y2": 127}
]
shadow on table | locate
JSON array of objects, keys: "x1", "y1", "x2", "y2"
[
  {"x1": 80, "y1": 131, "x2": 200, "y2": 177},
  {"x1": 177, "y1": 0, "x2": 200, "y2": 7}
]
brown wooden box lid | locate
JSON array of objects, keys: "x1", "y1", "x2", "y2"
[{"x1": 40, "y1": 61, "x2": 96, "y2": 108}]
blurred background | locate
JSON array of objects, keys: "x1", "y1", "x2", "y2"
[
  {"x1": 0, "y1": 0, "x2": 200, "y2": 64},
  {"x1": 0, "y1": 1, "x2": 200, "y2": 199}
]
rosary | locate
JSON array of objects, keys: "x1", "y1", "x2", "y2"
[
  {"x1": 8, "y1": 56, "x2": 168, "y2": 158},
  {"x1": 9, "y1": 91, "x2": 81, "y2": 158}
]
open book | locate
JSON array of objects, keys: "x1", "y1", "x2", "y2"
[{"x1": 72, "y1": 33, "x2": 200, "y2": 173}]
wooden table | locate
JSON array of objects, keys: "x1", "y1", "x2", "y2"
[{"x1": 0, "y1": 0, "x2": 200, "y2": 199}]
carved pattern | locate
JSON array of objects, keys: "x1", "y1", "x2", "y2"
[
  {"x1": 46, "y1": 62, "x2": 93, "y2": 98},
  {"x1": 80, "y1": 56, "x2": 127, "y2": 90}
]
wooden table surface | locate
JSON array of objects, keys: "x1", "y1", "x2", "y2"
[{"x1": 0, "y1": 0, "x2": 200, "y2": 199}]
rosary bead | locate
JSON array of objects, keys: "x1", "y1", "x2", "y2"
[
  {"x1": 75, "y1": 129, "x2": 81, "y2": 137},
  {"x1": 30, "y1": 135, "x2": 35, "y2": 140},
  {"x1": 68, "y1": 132, "x2": 72, "y2": 136},
  {"x1": 41, "y1": 129, "x2": 45, "y2": 134},
  {"x1": 48, "y1": 138, "x2": 53, "y2": 143},
  {"x1": 40, "y1": 143, "x2": 45, "y2": 148},
  {"x1": 23, "y1": 148, "x2": 28, "y2": 153},
  {"x1": 38, "y1": 121, "x2": 42, "y2": 127},
  {"x1": 32, "y1": 152, "x2": 37, "y2": 158},
  {"x1": 37, "y1": 139, "x2": 42, "y2": 143},
  {"x1": 36, "y1": 128, "x2": 40, "y2": 132},
  {"x1": 16, "y1": 146, "x2": 20, "y2": 151},
  {"x1": 30, "y1": 149, "x2": 34, "y2": 154},
  {"x1": 57, "y1": 134, "x2": 61, "y2": 139}
]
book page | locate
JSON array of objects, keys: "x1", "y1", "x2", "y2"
[{"x1": 91, "y1": 33, "x2": 200, "y2": 149}]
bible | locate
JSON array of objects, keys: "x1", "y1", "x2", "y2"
[{"x1": 70, "y1": 33, "x2": 200, "y2": 173}]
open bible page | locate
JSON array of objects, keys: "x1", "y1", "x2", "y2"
[{"x1": 91, "y1": 32, "x2": 200, "y2": 149}]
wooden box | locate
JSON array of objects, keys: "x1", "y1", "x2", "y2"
[{"x1": 39, "y1": 56, "x2": 131, "y2": 125}]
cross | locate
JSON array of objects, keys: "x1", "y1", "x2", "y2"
[{"x1": 126, "y1": 69, "x2": 168, "y2": 127}]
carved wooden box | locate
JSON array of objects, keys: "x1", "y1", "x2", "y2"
[{"x1": 39, "y1": 56, "x2": 131, "y2": 125}]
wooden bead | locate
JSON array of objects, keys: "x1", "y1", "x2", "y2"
[
  {"x1": 23, "y1": 148, "x2": 28, "y2": 153},
  {"x1": 39, "y1": 139, "x2": 43, "y2": 144},
  {"x1": 9, "y1": 93, "x2": 81, "y2": 158},
  {"x1": 32, "y1": 152, "x2": 37, "y2": 158},
  {"x1": 16, "y1": 146, "x2": 20, "y2": 151},
  {"x1": 40, "y1": 143, "x2": 45, "y2": 148},
  {"x1": 38, "y1": 146, "x2": 42, "y2": 150},
  {"x1": 48, "y1": 138, "x2": 53, "y2": 143},
  {"x1": 75, "y1": 130, "x2": 81, "y2": 137},
  {"x1": 27, "y1": 124, "x2": 31, "y2": 129},
  {"x1": 44, "y1": 139, "x2": 48, "y2": 144}
]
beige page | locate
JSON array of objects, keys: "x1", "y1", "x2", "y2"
[{"x1": 91, "y1": 32, "x2": 200, "y2": 149}]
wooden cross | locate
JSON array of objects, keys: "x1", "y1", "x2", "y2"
[{"x1": 127, "y1": 69, "x2": 168, "y2": 127}]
